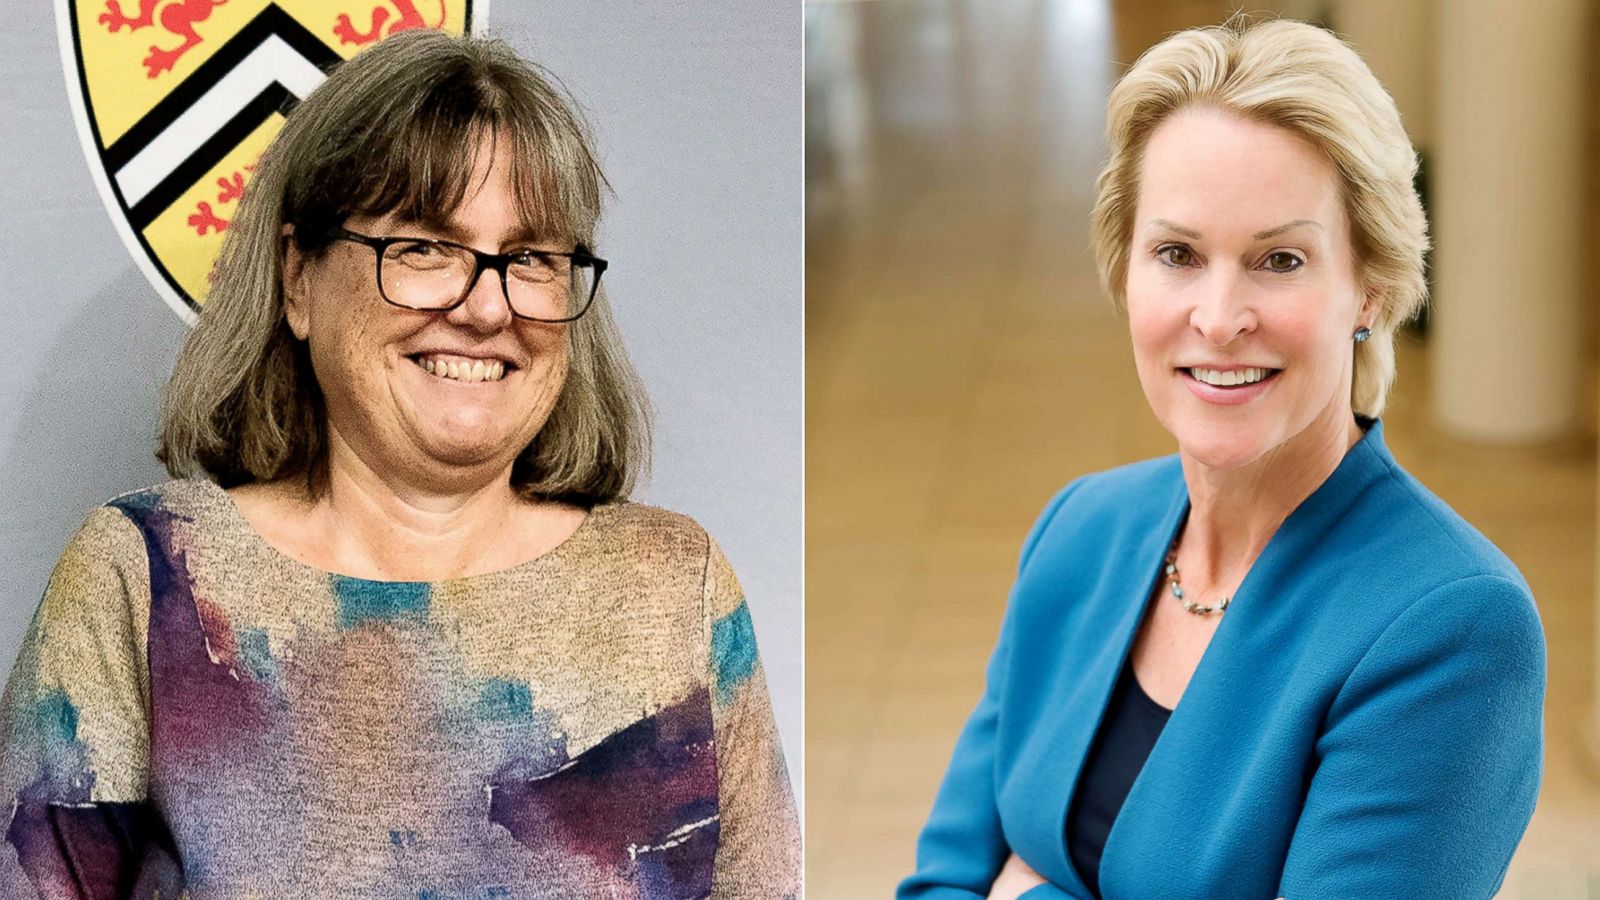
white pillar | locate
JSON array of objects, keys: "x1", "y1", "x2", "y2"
[
  {"x1": 1594, "y1": 411, "x2": 1600, "y2": 770},
  {"x1": 1429, "y1": 0, "x2": 1586, "y2": 442}
]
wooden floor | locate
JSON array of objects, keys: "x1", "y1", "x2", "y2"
[{"x1": 804, "y1": 1, "x2": 1600, "y2": 896}]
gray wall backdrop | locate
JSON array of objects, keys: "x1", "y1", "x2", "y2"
[{"x1": 0, "y1": 1, "x2": 802, "y2": 800}]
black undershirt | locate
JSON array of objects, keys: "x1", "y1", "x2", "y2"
[{"x1": 1064, "y1": 655, "x2": 1172, "y2": 897}]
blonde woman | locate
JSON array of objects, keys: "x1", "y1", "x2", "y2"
[
  {"x1": 0, "y1": 31, "x2": 798, "y2": 898},
  {"x1": 901, "y1": 19, "x2": 1543, "y2": 900}
]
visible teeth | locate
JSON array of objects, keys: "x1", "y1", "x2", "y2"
[
  {"x1": 1191, "y1": 367, "x2": 1271, "y2": 387},
  {"x1": 413, "y1": 355, "x2": 508, "y2": 383}
]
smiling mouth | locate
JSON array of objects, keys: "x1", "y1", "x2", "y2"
[
  {"x1": 1183, "y1": 366, "x2": 1281, "y2": 388},
  {"x1": 409, "y1": 353, "x2": 515, "y2": 384}
]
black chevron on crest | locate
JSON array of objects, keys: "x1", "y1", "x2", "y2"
[
  {"x1": 103, "y1": 4, "x2": 338, "y2": 170},
  {"x1": 97, "y1": 5, "x2": 341, "y2": 229}
]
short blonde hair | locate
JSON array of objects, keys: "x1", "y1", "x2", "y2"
[
  {"x1": 157, "y1": 30, "x2": 650, "y2": 504},
  {"x1": 1090, "y1": 18, "x2": 1429, "y2": 416}
]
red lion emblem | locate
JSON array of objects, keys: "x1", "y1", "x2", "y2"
[
  {"x1": 334, "y1": 1, "x2": 446, "y2": 46},
  {"x1": 188, "y1": 163, "x2": 256, "y2": 237},
  {"x1": 97, "y1": 0, "x2": 228, "y2": 78}
]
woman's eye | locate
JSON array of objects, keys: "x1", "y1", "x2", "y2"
[
  {"x1": 1156, "y1": 245, "x2": 1194, "y2": 267},
  {"x1": 1263, "y1": 251, "x2": 1303, "y2": 273}
]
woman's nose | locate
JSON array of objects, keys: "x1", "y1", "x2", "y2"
[
  {"x1": 1188, "y1": 270, "x2": 1256, "y2": 346},
  {"x1": 447, "y1": 264, "x2": 516, "y2": 332}
]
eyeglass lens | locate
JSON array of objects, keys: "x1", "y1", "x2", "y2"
[{"x1": 378, "y1": 241, "x2": 593, "y2": 320}]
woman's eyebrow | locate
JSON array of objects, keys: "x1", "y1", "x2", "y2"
[
  {"x1": 396, "y1": 219, "x2": 552, "y2": 246},
  {"x1": 499, "y1": 226, "x2": 554, "y2": 246},
  {"x1": 385, "y1": 217, "x2": 459, "y2": 239},
  {"x1": 1144, "y1": 219, "x2": 1323, "y2": 241},
  {"x1": 1146, "y1": 218, "x2": 1203, "y2": 239},
  {"x1": 1253, "y1": 219, "x2": 1322, "y2": 240}
]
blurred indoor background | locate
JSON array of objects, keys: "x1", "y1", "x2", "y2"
[{"x1": 806, "y1": 0, "x2": 1600, "y2": 896}]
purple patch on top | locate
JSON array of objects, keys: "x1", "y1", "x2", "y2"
[
  {"x1": 6, "y1": 801, "x2": 182, "y2": 896},
  {"x1": 108, "y1": 498, "x2": 277, "y2": 775},
  {"x1": 488, "y1": 689, "x2": 719, "y2": 899}
]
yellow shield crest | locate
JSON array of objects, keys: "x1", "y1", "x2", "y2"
[{"x1": 57, "y1": 0, "x2": 485, "y2": 322}]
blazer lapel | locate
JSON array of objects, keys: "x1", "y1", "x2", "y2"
[
  {"x1": 1097, "y1": 421, "x2": 1392, "y2": 894},
  {"x1": 1004, "y1": 468, "x2": 1191, "y2": 895}
]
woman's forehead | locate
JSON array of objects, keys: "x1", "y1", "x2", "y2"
[
  {"x1": 1137, "y1": 110, "x2": 1344, "y2": 238},
  {"x1": 347, "y1": 174, "x2": 576, "y2": 244}
]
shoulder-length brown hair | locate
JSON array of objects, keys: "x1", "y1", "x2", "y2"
[{"x1": 157, "y1": 29, "x2": 650, "y2": 505}]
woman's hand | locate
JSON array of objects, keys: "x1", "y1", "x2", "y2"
[{"x1": 986, "y1": 852, "x2": 1048, "y2": 899}]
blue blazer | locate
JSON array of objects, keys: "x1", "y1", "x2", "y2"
[{"x1": 900, "y1": 420, "x2": 1545, "y2": 899}]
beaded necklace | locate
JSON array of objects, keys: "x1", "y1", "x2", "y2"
[{"x1": 1163, "y1": 538, "x2": 1231, "y2": 616}]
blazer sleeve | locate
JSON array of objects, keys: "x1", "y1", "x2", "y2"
[
  {"x1": 1277, "y1": 573, "x2": 1545, "y2": 899},
  {"x1": 899, "y1": 482, "x2": 1082, "y2": 900},
  {"x1": 702, "y1": 536, "x2": 801, "y2": 900},
  {"x1": 0, "y1": 505, "x2": 176, "y2": 899}
]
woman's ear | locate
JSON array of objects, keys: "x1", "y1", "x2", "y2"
[
  {"x1": 1359, "y1": 283, "x2": 1386, "y2": 331},
  {"x1": 280, "y1": 227, "x2": 311, "y2": 341}
]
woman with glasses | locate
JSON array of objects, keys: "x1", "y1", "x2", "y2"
[{"x1": 0, "y1": 30, "x2": 798, "y2": 898}]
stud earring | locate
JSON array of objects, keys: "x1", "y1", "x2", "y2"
[{"x1": 1353, "y1": 326, "x2": 1372, "y2": 343}]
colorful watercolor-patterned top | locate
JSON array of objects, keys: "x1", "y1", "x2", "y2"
[{"x1": 0, "y1": 479, "x2": 799, "y2": 899}]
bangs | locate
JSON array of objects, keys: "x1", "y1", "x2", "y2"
[
  {"x1": 286, "y1": 57, "x2": 599, "y2": 250},
  {"x1": 356, "y1": 118, "x2": 575, "y2": 245}
]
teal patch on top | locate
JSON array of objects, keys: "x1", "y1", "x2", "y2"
[
  {"x1": 237, "y1": 627, "x2": 278, "y2": 684},
  {"x1": 33, "y1": 688, "x2": 93, "y2": 796},
  {"x1": 476, "y1": 678, "x2": 534, "y2": 722},
  {"x1": 711, "y1": 599, "x2": 759, "y2": 706},
  {"x1": 34, "y1": 688, "x2": 79, "y2": 745},
  {"x1": 107, "y1": 489, "x2": 162, "y2": 515},
  {"x1": 331, "y1": 577, "x2": 430, "y2": 630}
]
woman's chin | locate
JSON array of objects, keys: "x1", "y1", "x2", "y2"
[
  {"x1": 411, "y1": 422, "x2": 517, "y2": 469},
  {"x1": 1171, "y1": 427, "x2": 1273, "y2": 472}
]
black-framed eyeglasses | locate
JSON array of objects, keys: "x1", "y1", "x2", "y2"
[{"x1": 325, "y1": 225, "x2": 607, "y2": 323}]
